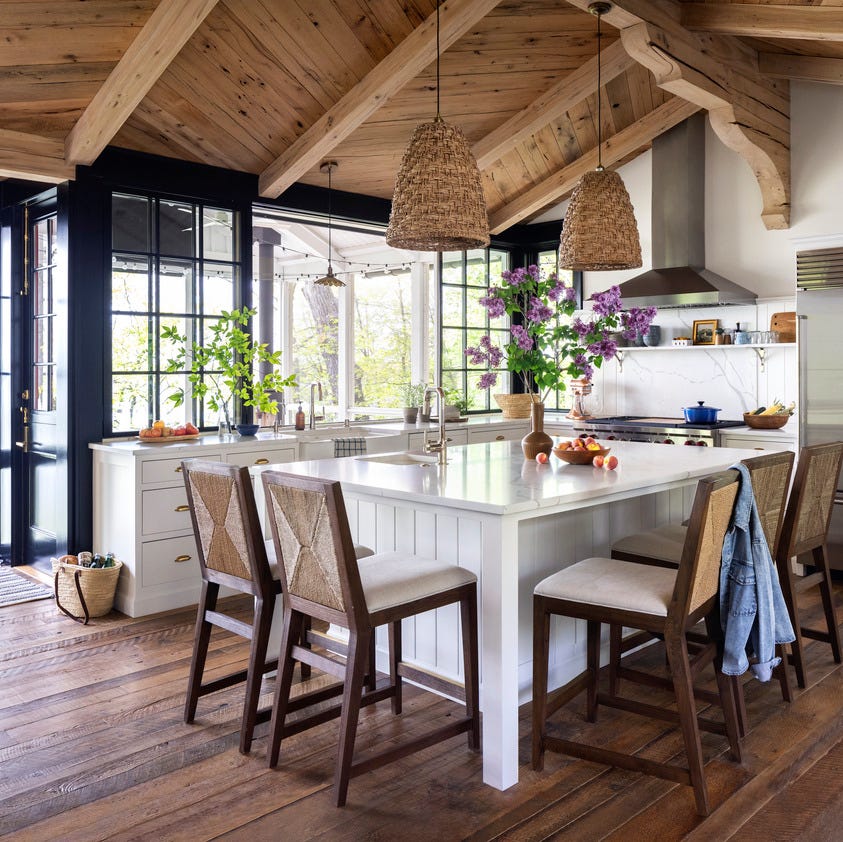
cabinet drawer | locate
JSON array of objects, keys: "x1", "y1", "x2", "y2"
[
  {"x1": 141, "y1": 535, "x2": 199, "y2": 587},
  {"x1": 225, "y1": 447, "x2": 296, "y2": 468},
  {"x1": 142, "y1": 487, "x2": 192, "y2": 535},
  {"x1": 468, "y1": 429, "x2": 511, "y2": 443},
  {"x1": 141, "y1": 452, "x2": 221, "y2": 485}
]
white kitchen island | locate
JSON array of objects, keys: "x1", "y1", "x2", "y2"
[{"x1": 253, "y1": 439, "x2": 760, "y2": 791}]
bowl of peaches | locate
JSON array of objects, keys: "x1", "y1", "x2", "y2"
[
  {"x1": 553, "y1": 436, "x2": 617, "y2": 468},
  {"x1": 138, "y1": 420, "x2": 200, "y2": 442}
]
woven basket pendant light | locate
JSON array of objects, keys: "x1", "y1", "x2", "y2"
[
  {"x1": 559, "y1": 3, "x2": 642, "y2": 271},
  {"x1": 314, "y1": 160, "x2": 345, "y2": 287},
  {"x1": 386, "y1": 1, "x2": 489, "y2": 251}
]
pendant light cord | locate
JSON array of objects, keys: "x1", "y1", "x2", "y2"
[
  {"x1": 436, "y1": 1, "x2": 441, "y2": 120},
  {"x1": 596, "y1": 8, "x2": 603, "y2": 171},
  {"x1": 327, "y1": 164, "x2": 333, "y2": 270}
]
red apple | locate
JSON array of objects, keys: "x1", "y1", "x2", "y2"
[
  {"x1": 592, "y1": 455, "x2": 605, "y2": 468},
  {"x1": 605, "y1": 455, "x2": 619, "y2": 470}
]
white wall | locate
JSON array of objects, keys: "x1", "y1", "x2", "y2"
[{"x1": 531, "y1": 82, "x2": 843, "y2": 417}]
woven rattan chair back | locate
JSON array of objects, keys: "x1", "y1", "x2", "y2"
[
  {"x1": 781, "y1": 442, "x2": 843, "y2": 555},
  {"x1": 675, "y1": 471, "x2": 740, "y2": 620},
  {"x1": 182, "y1": 461, "x2": 272, "y2": 591},
  {"x1": 743, "y1": 451, "x2": 795, "y2": 555}
]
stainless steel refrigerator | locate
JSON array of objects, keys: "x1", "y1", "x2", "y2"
[{"x1": 797, "y1": 249, "x2": 843, "y2": 568}]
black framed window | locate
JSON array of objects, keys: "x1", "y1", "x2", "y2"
[{"x1": 109, "y1": 192, "x2": 240, "y2": 433}]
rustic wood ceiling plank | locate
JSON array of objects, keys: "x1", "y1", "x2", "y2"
[
  {"x1": 0, "y1": 63, "x2": 113, "y2": 105},
  {"x1": 258, "y1": 0, "x2": 504, "y2": 198},
  {"x1": 292, "y1": 0, "x2": 378, "y2": 75},
  {"x1": 606, "y1": 73, "x2": 637, "y2": 134},
  {"x1": 0, "y1": 100, "x2": 86, "y2": 137},
  {"x1": 488, "y1": 97, "x2": 699, "y2": 233},
  {"x1": 0, "y1": 128, "x2": 74, "y2": 182},
  {"x1": 760, "y1": 52, "x2": 843, "y2": 84},
  {"x1": 65, "y1": 0, "x2": 220, "y2": 166},
  {"x1": 681, "y1": 3, "x2": 843, "y2": 42},
  {"x1": 624, "y1": 63, "x2": 651, "y2": 120},
  {"x1": 471, "y1": 40, "x2": 635, "y2": 169},
  {"x1": 0, "y1": 1, "x2": 155, "y2": 29},
  {"x1": 547, "y1": 114, "x2": 584, "y2": 165},
  {"x1": 331, "y1": 0, "x2": 401, "y2": 63}
]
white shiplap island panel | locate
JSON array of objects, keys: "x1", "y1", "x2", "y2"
[{"x1": 253, "y1": 439, "x2": 760, "y2": 791}]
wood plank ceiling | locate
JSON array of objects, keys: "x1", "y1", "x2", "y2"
[{"x1": 1, "y1": 0, "x2": 841, "y2": 232}]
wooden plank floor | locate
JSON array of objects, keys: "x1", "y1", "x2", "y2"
[{"x1": 2, "y1": 586, "x2": 843, "y2": 841}]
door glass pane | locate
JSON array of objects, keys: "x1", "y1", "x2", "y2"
[
  {"x1": 112, "y1": 314, "x2": 152, "y2": 372},
  {"x1": 159, "y1": 201, "x2": 195, "y2": 257},
  {"x1": 112, "y1": 375, "x2": 151, "y2": 431},
  {"x1": 112, "y1": 254, "x2": 150, "y2": 312},
  {"x1": 159, "y1": 259, "x2": 194, "y2": 314},
  {"x1": 33, "y1": 364, "x2": 52, "y2": 412},
  {"x1": 442, "y1": 286, "x2": 463, "y2": 327},
  {"x1": 203, "y1": 208, "x2": 235, "y2": 260},
  {"x1": 112, "y1": 194, "x2": 150, "y2": 252},
  {"x1": 202, "y1": 263, "x2": 235, "y2": 315},
  {"x1": 33, "y1": 269, "x2": 51, "y2": 316}
]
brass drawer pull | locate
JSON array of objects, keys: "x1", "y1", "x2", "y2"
[
  {"x1": 255, "y1": 458, "x2": 269, "y2": 465},
  {"x1": 174, "y1": 554, "x2": 191, "y2": 563},
  {"x1": 495, "y1": 435, "x2": 505, "y2": 441},
  {"x1": 174, "y1": 465, "x2": 183, "y2": 472},
  {"x1": 175, "y1": 504, "x2": 190, "y2": 512}
]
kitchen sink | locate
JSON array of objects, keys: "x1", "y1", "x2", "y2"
[{"x1": 355, "y1": 452, "x2": 439, "y2": 466}]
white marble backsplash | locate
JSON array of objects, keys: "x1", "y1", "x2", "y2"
[{"x1": 586, "y1": 299, "x2": 798, "y2": 421}]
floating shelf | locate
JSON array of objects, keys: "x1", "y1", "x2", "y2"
[{"x1": 613, "y1": 342, "x2": 796, "y2": 372}]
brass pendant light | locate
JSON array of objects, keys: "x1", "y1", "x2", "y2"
[
  {"x1": 559, "y1": 2, "x2": 642, "y2": 271},
  {"x1": 314, "y1": 160, "x2": 345, "y2": 287},
  {"x1": 385, "y1": 0, "x2": 489, "y2": 251}
]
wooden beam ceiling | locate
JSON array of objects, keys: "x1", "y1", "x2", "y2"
[
  {"x1": 258, "y1": 0, "x2": 503, "y2": 199},
  {"x1": 565, "y1": 0, "x2": 791, "y2": 230},
  {"x1": 681, "y1": 3, "x2": 843, "y2": 43},
  {"x1": 471, "y1": 40, "x2": 636, "y2": 170},
  {"x1": 489, "y1": 97, "x2": 699, "y2": 234},
  {"x1": 759, "y1": 53, "x2": 843, "y2": 85},
  {"x1": 0, "y1": 129, "x2": 75, "y2": 183},
  {"x1": 65, "y1": 0, "x2": 220, "y2": 166}
]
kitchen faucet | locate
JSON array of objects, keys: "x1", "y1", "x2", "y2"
[
  {"x1": 308, "y1": 381, "x2": 323, "y2": 430},
  {"x1": 422, "y1": 386, "x2": 447, "y2": 465}
]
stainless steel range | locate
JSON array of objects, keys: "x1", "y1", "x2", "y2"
[{"x1": 572, "y1": 416, "x2": 746, "y2": 447}]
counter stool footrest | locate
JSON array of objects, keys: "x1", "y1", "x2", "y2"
[
  {"x1": 614, "y1": 666, "x2": 721, "y2": 707},
  {"x1": 597, "y1": 692, "x2": 728, "y2": 736},
  {"x1": 397, "y1": 662, "x2": 466, "y2": 703},
  {"x1": 794, "y1": 572, "x2": 825, "y2": 592}
]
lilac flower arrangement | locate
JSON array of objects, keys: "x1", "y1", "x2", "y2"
[{"x1": 465, "y1": 265, "x2": 656, "y2": 400}]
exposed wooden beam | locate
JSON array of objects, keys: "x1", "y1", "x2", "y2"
[
  {"x1": 760, "y1": 52, "x2": 843, "y2": 85},
  {"x1": 681, "y1": 3, "x2": 843, "y2": 43},
  {"x1": 471, "y1": 40, "x2": 636, "y2": 170},
  {"x1": 565, "y1": 0, "x2": 791, "y2": 230},
  {"x1": 258, "y1": 0, "x2": 503, "y2": 199},
  {"x1": 489, "y1": 97, "x2": 699, "y2": 234},
  {"x1": 0, "y1": 129, "x2": 75, "y2": 183},
  {"x1": 65, "y1": 0, "x2": 220, "y2": 166}
]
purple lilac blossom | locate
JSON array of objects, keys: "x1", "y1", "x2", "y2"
[
  {"x1": 464, "y1": 346, "x2": 486, "y2": 366},
  {"x1": 620, "y1": 306, "x2": 658, "y2": 339},
  {"x1": 510, "y1": 324, "x2": 534, "y2": 351},
  {"x1": 588, "y1": 337, "x2": 618, "y2": 360},
  {"x1": 479, "y1": 291, "x2": 506, "y2": 318},
  {"x1": 572, "y1": 317, "x2": 594, "y2": 339},
  {"x1": 589, "y1": 285, "x2": 623, "y2": 317},
  {"x1": 573, "y1": 354, "x2": 594, "y2": 381},
  {"x1": 478, "y1": 372, "x2": 498, "y2": 389},
  {"x1": 526, "y1": 296, "x2": 553, "y2": 323}
]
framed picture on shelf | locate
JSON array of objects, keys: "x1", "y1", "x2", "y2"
[{"x1": 692, "y1": 319, "x2": 718, "y2": 346}]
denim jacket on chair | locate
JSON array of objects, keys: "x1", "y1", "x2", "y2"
[{"x1": 719, "y1": 463, "x2": 796, "y2": 681}]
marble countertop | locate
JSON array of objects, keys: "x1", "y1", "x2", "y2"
[{"x1": 259, "y1": 439, "x2": 761, "y2": 516}]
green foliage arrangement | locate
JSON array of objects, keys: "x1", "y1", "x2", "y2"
[
  {"x1": 163, "y1": 307, "x2": 296, "y2": 430},
  {"x1": 400, "y1": 382, "x2": 427, "y2": 408}
]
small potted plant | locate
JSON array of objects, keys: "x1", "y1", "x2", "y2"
[
  {"x1": 163, "y1": 307, "x2": 296, "y2": 434},
  {"x1": 400, "y1": 382, "x2": 426, "y2": 423},
  {"x1": 445, "y1": 388, "x2": 472, "y2": 419}
]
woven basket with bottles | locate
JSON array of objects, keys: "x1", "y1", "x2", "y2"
[
  {"x1": 493, "y1": 393, "x2": 539, "y2": 419},
  {"x1": 52, "y1": 553, "x2": 122, "y2": 624}
]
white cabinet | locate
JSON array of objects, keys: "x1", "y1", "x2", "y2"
[
  {"x1": 467, "y1": 421, "x2": 527, "y2": 443},
  {"x1": 719, "y1": 432, "x2": 797, "y2": 453},
  {"x1": 91, "y1": 437, "x2": 297, "y2": 617}
]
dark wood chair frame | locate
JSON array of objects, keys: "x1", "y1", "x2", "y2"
[
  {"x1": 261, "y1": 469, "x2": 480, "y2": 807},
  {"x1": 532, "y1": 471, "x2": 744, "y2": 817},
  {"x1": 608, "y1": 451, "x2": 796, "y2": 731},
  {"x1": 775, "y1": 442, "x2": 843, "y2": 688},
  {"x1": 181, "y1": 460, "x2": 280, "y2": 755}
]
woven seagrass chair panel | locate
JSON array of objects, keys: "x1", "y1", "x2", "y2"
[
  {"x1": 188, "y1": 469, "x2": 252, "y2": 581},
  {"x1": 266, "y1": 481, "x2": 345, "y2": 611},
  {"x1": 687, "y1": 481, "x2": 739, "y2": 614},
  {"x1": 752, "y1": 459, "x2": 793, "y2": 552},
  {"x1": 792, "y1": 447, "x2": 841, "y2": 548}
]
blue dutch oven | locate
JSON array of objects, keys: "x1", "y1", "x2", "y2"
[{"x1": 682, "y1": 401, "x2": 721, "y2": 424}]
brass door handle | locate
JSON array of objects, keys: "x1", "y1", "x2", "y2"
[
  {"x1": 255, "y1": 458, "x2": 269, "y2": 465},
  {"x1": 175, "y1": 504, "x2": 190, "y2": 512},
  {"x1": 174, "y1": 554, "x2": 191, "y2": 563},
  {"x1": 495, "y1": 435, "x2": 505, "y2": 441}
]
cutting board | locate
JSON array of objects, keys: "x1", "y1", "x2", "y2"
[{"x1": 771, "y1": 311, "x2": 796, "y2": 343}]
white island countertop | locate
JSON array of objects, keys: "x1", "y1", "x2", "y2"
[{"x1": 266, "y1": 439, "x2": 762, "y2": 517}]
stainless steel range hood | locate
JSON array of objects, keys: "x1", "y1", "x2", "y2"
[{"x1": 618, "y1": 114, "x2": 756, "y2": 309}]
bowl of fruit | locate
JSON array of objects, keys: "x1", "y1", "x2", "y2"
[
  {"x1": 743, "y1": 400, "x2": 794, "y2": 430},
  {"x1": 553, "y1": 436, "x2": 611, "y2": 465},
  {"x1": 138, "y1": 420, "x2": 200, "y2": 441}
]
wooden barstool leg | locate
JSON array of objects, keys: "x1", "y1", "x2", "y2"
[
  {"x1": 608, "y1": 623, "x2": 622, "y2": 697},
  {"x1": 267, "y1": 608, "x2": 303, "y2": 769},
  {"x1": 240, "y1": 593, "x2": 275, "y2": 754},
  {"x1": 778, "y1": 554, "x2": 808, "y2": 688},
  {"x1": 816, "y1": 545, "x2": 843, "y2": 663},
  {"x1": 184, "y1": 580, "x2": 219, "y2": 723},
  {"x1": 366, "y1": 630, "x2": 377, "y2": 692},
  {"x1": 334, "y1": 629, "x2": 371, "y2": 807},
  {"x1": 388, "y1": 620, "x2": 402, "y2": 715},
  {"x1": 531, "y1": 596, "x2": 551, "y2": 772},
  {"x1": 586, "y1": 620, "x2": 600, "y2": 722},
  {"x1": 775, "y1": 642, "x2": 793, "y2": 703},
  {"x1": 299, "y1": 615, "x2": 312, "y2": 681},
  {"x1": 666, "y1": 631, "x2": 710, "y2": 816},
  {"x1": 460, "y1": 587, "x2": 481, "y2": 751},
  {"x1": 729, "y1": 675, "x2": 748, "y2": 739}
]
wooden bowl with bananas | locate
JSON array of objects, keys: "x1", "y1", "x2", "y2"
[{"x1": 743, "y1": 401, "x2": 793, "y2": 430}]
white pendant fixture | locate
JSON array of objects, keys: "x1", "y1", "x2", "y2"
[
  {"x1": 559, "y1": 2, "x2": 642, "y2": 271},
  {"x1": 314, "y1": 160, "x2": 345, "y2": 287},
  {"x1": 386, "y1": 1, "x2": 489, "y2": 252}
]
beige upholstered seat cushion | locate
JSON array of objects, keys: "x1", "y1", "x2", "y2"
[
  {"x1": 534, "y1": 557, "x2": 676, "y2": 617},
  {"x1": 264, "y1": 540, "x2": 375, "y2": 580},
  {"x1": 358, "y1": 552, "x2": 476, "y2": 614},
  {"x1": 611, "y1": 523, "x2": 687, "y2": 565}
]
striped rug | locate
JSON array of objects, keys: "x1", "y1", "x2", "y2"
[{"x1": 0, "y1": 566, "x2": 54, "y2": 608}]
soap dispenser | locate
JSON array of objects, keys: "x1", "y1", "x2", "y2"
[{"x1": 294, "y1": 401, "x2": 305, "y2": 430}]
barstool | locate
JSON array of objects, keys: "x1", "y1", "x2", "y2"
[
  {"x1": 532, "y1": 470, "x2": 743, "y2": 816},
  {"x1": 261, "y1": 468, "x2": 480, "y2": 807},
  {"x1": 775, "y1": 442, "x2": 843, "y2": 688}
]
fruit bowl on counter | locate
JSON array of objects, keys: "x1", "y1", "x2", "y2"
[
  {"x1": 742, "y1": 413, "x2": 790, "y2": 430},
  {"x1": 554, "y1": 445, "x2": 611, "y2": 465}
]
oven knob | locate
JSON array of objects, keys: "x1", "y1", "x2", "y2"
[
  {"x1": 662, "y1": 438, "x2": 675, "y2": 445},
  {"x1": 606, "y1": 435, "x2": 617, "y2": 441},
  {"x1": 696, "y1": 440, "x2": 708, "y2": 446},
  {"x1": 684, "y1": 440, "x2": 695, "y2": 446}
]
